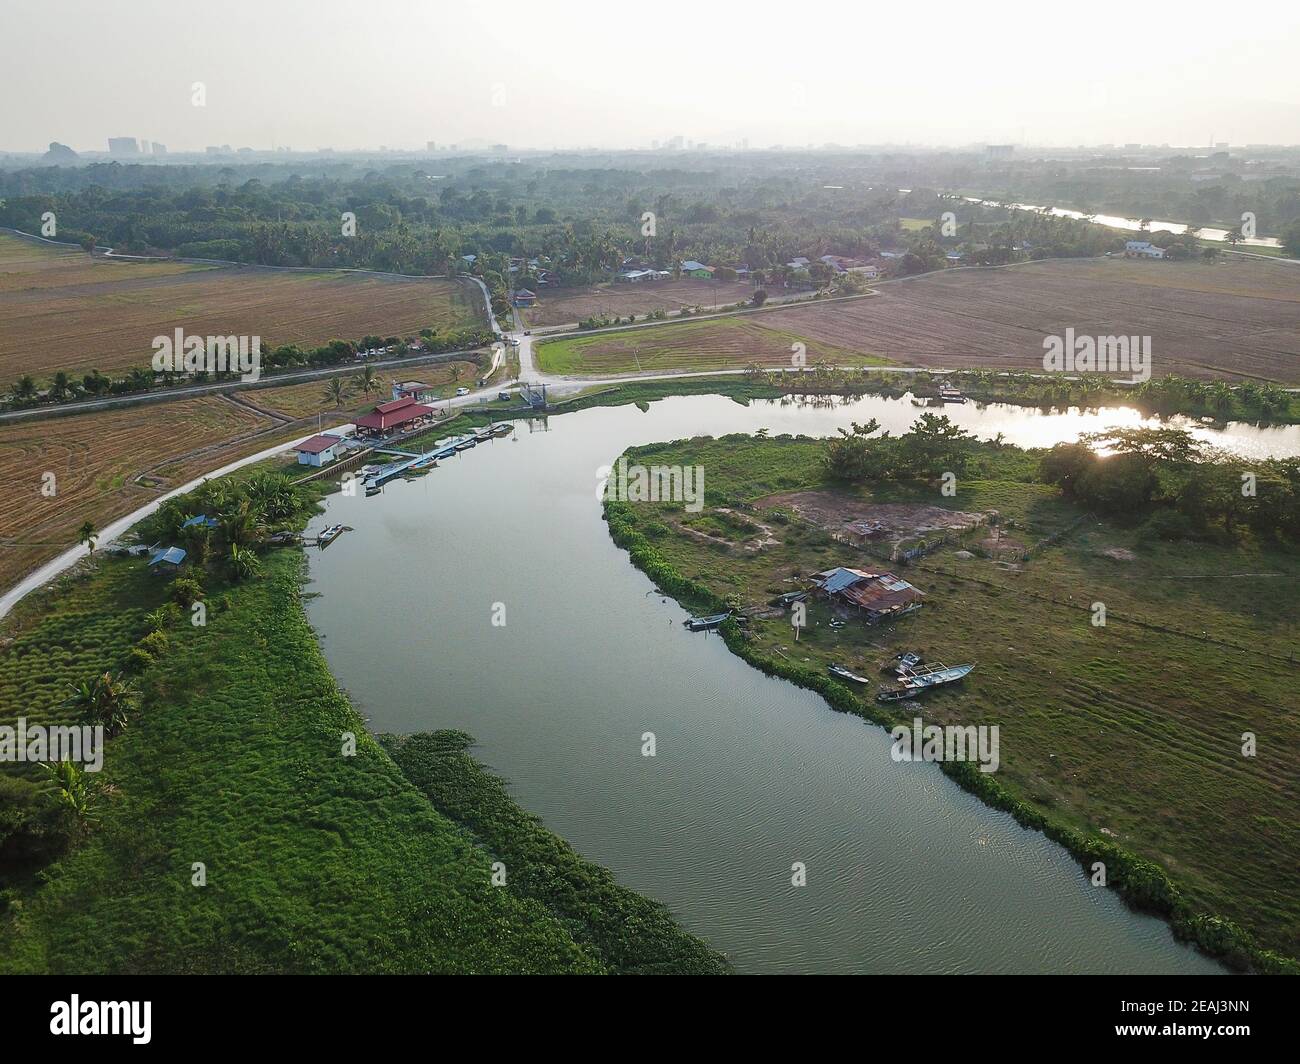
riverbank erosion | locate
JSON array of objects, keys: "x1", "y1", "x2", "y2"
[
  {"x1": 0, "y1": 540, "x2": 726, "y2": 973},
  {"x1": 601, "y1": 428, "x2": 1299, "y2": 973}
]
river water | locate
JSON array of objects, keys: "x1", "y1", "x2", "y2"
[{"x1": 304, "y1": 394, "x2": 1295, "y2": 973}]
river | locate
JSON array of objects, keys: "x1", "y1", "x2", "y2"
[{"x1": 302, "y1": 393, "x2": 1295, "y2": 973}]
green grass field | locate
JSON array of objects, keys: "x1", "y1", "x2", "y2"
[
  {"x1": 605, "y1": 433, "x2": 1300, "y2": 966},
  {"x1": 536, "y1": 315, "x2": 889, "y2": 376}
]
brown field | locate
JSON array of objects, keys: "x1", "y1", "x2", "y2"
[
  {"x1": 519, "y1": 278, "x2": 761, "y2": 328},
  {"x1": 755, "y1": 257, "x2": 1300, "y2": 381},
  {"x1": 536, "y1": 315, "x2": 889, "y2": 375},
  {"x1": 248, "y1": 359, "x2": 485, "y2": 419},
  {"x1": 0, "y1": 232, "x2": 483, "y2": 383},
  {"x1": 0, "y1": 397, "x2": 313, "y2": 591}
]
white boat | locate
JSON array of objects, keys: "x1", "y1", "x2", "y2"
[{"x1": 828, "y1": 664, "x2": 871, "y2": 685}]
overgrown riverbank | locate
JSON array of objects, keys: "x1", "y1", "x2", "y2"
[
  {"x1": 602, "y1": 429, "x2": 1299, "y2": 973},
  {"x1": 0, "y1": 484, "x2": 722, "y2": 972}
]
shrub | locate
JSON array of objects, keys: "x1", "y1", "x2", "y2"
[{"x1": 171, "y1": 576, "x2": 204, "y2": 609}]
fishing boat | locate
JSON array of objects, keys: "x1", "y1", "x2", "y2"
[
  {"x1": 938, "y1": 385, "x2": 967, "y2": 404},
  {"x1": 364, "y1": 484, "x2": 382, "y2": 497},
  {"x1": 683, "y1": 611, "x2": 731, "y2": 632},
  {"x1": 491, "y1": 422, "x2": 514, "y2": 437},
  {"x1": 316, "y1": 524, "x2": 349, "y2": 547},
  {"x1": 828, "y1": 664, "x2": 871, "y2": 685},
  {"x1": 876, "y1": 662, "x2": 974, "y2": 702},
  {"x1": 772, "y1": 590, "x2": 808, "y2": 606},
  {"x1": 453, "y1": 436, "x2": 477, "y2": 451}
]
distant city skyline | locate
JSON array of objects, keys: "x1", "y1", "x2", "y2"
[{"x1": 4, "y1": 0, "x2": 1298, "y2": 153}]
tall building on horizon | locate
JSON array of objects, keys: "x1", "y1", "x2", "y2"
[{"x1": 107, "y1": 137, "x2": 139, "y2": 156}]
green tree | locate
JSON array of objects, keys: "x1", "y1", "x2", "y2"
[
  {"x1": 64, "y1": 672, "x2": 135, "y2": 736},
  {"x1": 77, "y1": 521, "x2": 97, "y2": 552}
]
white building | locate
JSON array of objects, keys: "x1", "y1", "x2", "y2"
[{"x1": 295, "y1": 434, "x2": 344, "y2": 466}]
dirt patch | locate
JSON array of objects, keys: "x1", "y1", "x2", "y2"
[
  {"x1": 1100, "y1": 546, "x2": 1138, "y2": 562},
  {"x1": 521, "y1": 278, "x2": 760, "y2": 328},
  {"x1": 757, "y1": 490, "x2": 990, "y2": 547}
]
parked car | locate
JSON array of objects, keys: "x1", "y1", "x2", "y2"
[
  {"x1": 455, "y1": 387, "x2": 469, "y2": 396},
  {"x1": 498, "y1": 391, "x2": 512, "y2": 401}
]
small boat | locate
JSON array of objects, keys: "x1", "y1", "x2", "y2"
[
  {"x1": 877, "y1": 662, "x2": 974, "y2": 702},
  {"x1": 365, "y1": 484, "x2": 382, "y2": 497},
  {"x1": 828, "y1": 664, "x2": 871, "y2": 685},
  {"x1": 491, "y1": 422, "x2": 514, "y2": 437},
  {"x1": 684, "y1": 611, "x2": 731, "y2": 632},
  {"x1": 938, "y1": 386, "x2": 967, "y2": 404},
  {"x1": 317, "y1": 524, "x2": 347, "y2": 546},
  {"x1": 882, "y1": 651, "x2": 924, "y2": 675},
  {"x1": 772, "y1": 590, "x2": 808, "y2": 606},
  {"x1": 359, "y1": 464, "x2": 381, "y2": 477},
  {"x1": 453, "y1": 437, "x2": 476, "y2": 451}
]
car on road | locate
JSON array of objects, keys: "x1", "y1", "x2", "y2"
[{"x1": 455, "y1": 387, "x2": 469, "y2": 396}]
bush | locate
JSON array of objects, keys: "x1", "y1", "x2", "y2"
[
  {"x1": 1138, "y1": 508, "x2": 1196, "y2": 543},
  {"x1": 171, "y1": 576, "x2": 204, "y2": 609}
]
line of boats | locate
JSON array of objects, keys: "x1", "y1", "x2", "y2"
[
  {"x1": 362, "y1": 423, "x2": 514, "y2": 495},
  {"x1": 828, "y1": 656, "x2": 974, "y2": 701}
]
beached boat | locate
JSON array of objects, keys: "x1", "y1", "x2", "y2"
[
  {"x1": 684, "y1": 611, "x2": 731, "y2": 632},
  {"x1": 828, "y1": 664, "x2": 871, "y2": 685},
  {"x1": 882, "y1": 651, "x2": 924, "y2": 675},
  {"x1": 876, "y1": 662, "x2": 974, "y2": 702}
]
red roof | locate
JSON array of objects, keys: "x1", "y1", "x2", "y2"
[
  {"x1": 296, "y1": 433, "x2": 342, "y2": 454},
  {"x1": 355, "y1": 394, "x2": 434, "y2": 431}
]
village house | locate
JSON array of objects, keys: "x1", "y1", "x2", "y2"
[
  {"x1": 295, "y1": 433, "x2": 345, "y2": 466},
  {"x1": 353, "y1": 395, "x2": 436, "y2": 439},
  {"x1": 392, "y1": 380, "x2": 435, "y2": 402},
  {"x1": 680, "y1": 260, "x2": 714, "y2": 278},
  {"x1": 512, "y1": 288, "x2": 537, "y2": 307},
  {"x1": 148, "y1": 545, "x2": 187, "y2": 572},
  {"x1": 1124, "y1": 240, "x2": 1166, "y2": 259},
  {"x1": 811, "y1": 566, "x2": 925, "y2": 623}
]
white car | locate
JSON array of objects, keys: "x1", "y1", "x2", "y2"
[{"x1": 455, "y1": 387, "x2": 469, "y2": 396}]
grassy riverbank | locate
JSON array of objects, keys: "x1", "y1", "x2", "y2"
[
  {"x1": 0, "y1": 542, "x2": 723, "y2": 973},
  {"x1": 602, "y1": 432, "x2": 1299, "y2": 972}
]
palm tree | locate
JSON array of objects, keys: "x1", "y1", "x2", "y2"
[
  {"x1": 353, "y1": 365, "x2": 380, "y2": 398},
  {"x1": 323, "y1": 377, "x2": 348, "y2": 408},
  {"x1": 217, "y1": 499, "x2": 259, "y2": 548},
  {"x1": 65, "y1": 671, "x2": 135, "y2": 736},
  {"x1": 11, "y1": 375, "x2": 37, "y2": 403},
  {"x1": 77, "y1": 521, "x2": 97, "y2": 552}
]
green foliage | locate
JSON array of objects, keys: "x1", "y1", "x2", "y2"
[{"x1": 381, "y1": 731, "x2": 729, "y2": 975}]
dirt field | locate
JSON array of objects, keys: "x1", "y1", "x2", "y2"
[
  {"x1": 537, "y1": 315, "x2": 886, "y2": 375},
  {"x1": 753, "y1": 257, "x2": 1300, "y2": 381},
  {"x1": 249, "y1": 359, "x2": 486, "y2": 419},
  {"x1": 0, "y1": 396, "x2": 318, "y2": 590},
  {"x1": 0, "y1": 232, "x2": 483, "y2": 383},
  {"x1": 757, "y1": 491, "x2": 991, "y2": 551},
  {"x1": 519, "y1": 278, "x2": 761, "y2": 328}
]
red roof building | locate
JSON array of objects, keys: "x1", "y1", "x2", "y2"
[{"x1": 354, "y1": 395, "x2": 435, "y2": 437}]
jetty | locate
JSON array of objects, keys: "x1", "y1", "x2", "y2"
[{"x1": 363, "y1": 423, "x2": 515, "y2": 488}]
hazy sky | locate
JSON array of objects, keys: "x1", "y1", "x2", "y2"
[{"x1": 4, "y1": 0, "x2": 1299, "y2": 152}]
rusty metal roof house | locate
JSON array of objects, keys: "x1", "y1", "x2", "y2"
[{"x1": 811, "y1": 566, "x2": 924, "y2": 622}]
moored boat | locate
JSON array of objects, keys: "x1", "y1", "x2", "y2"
[{"x1": 684, "y1": 611, "x2": 731, "y2": 632}]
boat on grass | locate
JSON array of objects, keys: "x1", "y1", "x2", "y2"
[
  {"x1": 828, "y1": 664, "x2": 871, "y2": 685},
  {"x1": 876, "y1": 662, "x2": 974, "y2": 702}
]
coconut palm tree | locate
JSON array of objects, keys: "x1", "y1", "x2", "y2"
[
  {"x1": 353, "y1": 364, "x2": 380, "y2": 398},
  {"x1": 77, "y1": 521, "x2": 97, "y2": 552},
  {"x1": 323, "y1": 377, "x2": 348, "y2": 408}
]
